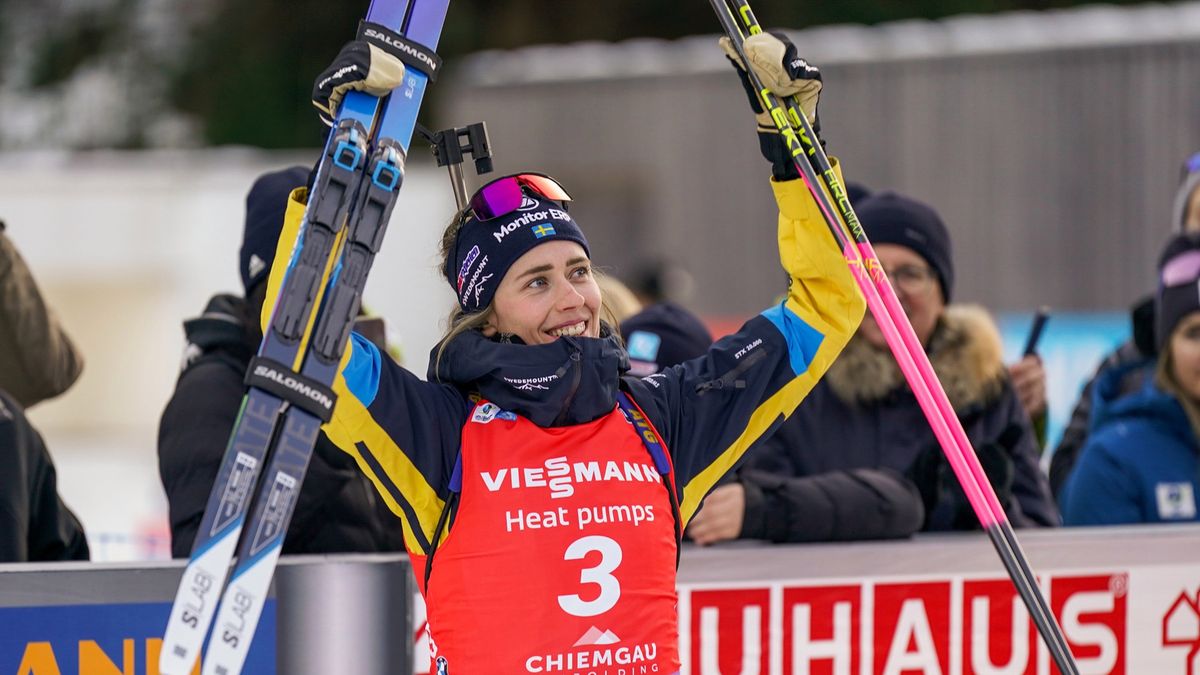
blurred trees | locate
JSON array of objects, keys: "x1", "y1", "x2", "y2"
[
  {"x1": 4, "y1": 0, "x2": 1152, "y2": 148},
  {"x1": 171, "y1": 0, "x2": 1148, "y2": 147}
]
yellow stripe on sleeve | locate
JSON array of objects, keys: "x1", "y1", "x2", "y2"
[
  {"x1": 680, "y1": 162, "x2": 866, "y2": 525},
  {"x1": 323, "y1": 369, "x2": 448, "y2": 553},
  {"x1": 262, "y1": 187, "x2": 347, "y2": 370}
]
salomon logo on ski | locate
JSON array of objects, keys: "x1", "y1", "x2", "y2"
[
  {"x1": 253, "y1": 363, "x2": 333, "y2": 412},
  {"x1": 363, "y1": 27, "x2": 440, "y2": 75},
  {"x1": 162, "y1": 0, "x2": 451, "y2": 673}
]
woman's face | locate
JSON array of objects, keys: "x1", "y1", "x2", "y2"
[
  {"x1": 859, "y1": 243, "x2": 946, "y2": 350},
  {"x1": 486, "y1": 240, "x2": 602, "y2": 345},
  {"x1": 1170, "y1": 312, "x2": 1200, "y2": 401}
]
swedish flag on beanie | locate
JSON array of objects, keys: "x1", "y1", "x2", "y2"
[{"x1": 445, "y1": 195, "x2": 589, "y2": 313}]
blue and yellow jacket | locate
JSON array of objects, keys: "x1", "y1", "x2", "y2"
[{"x1": 264, "y1": 170, "x2": 865, "y2": 555}]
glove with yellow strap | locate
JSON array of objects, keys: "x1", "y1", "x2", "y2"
[{"x1": 720, "y1": 32, "x2": 823, "y2": 181}]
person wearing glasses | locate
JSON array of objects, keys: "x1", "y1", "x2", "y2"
[
  {"x1": 690, "y1": 191, "x2": 1058, "y2": 546},
  {"x1": 274, "y1": 33, "x2": 863, "y2": 673}
]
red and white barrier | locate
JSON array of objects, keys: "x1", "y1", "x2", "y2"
[{"x1": 414, "y1": 526, "x2": 1200, "y2": 674}]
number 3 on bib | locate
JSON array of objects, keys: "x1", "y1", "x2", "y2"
[{"x1": 557, "y1": 535, "x2": 623, "y2": 617}]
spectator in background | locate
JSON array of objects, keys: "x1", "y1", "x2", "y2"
[
  {"x1": 1060, "y1": 233, "x2": 1200, "y2": 525},
  {"x1": 1050, "y1": 150, "x2": 1200, "y2": 498},
  {"x1": 844, "y1": 181, "x2": 872, "y2": 206},
  {"x1": 0, "y1": 220, "x2": 84, "y2": 408},
  {"x1": 156, "y1": 167, "x2": 404, "y2": 558},
  {"x1": 628, "y1": 257, "x2": 695, "y2": 308},
  {"x1": 0, "y1": 220, "x2": 88, "y2": 562},
  {"x1": 595, "y1": 273, "x2": 642, "y2": 324},
  {"x1": 819, "y1": 182, "x2": 1044, "y2": 449},
  {"x1": 620, "y1": 302, "x2": 712, "y2": 377},
  {"x1": 691, "y1": 192, "x2": 1057, "y2": 544},
  {"x1": 0, "y1": 390, "x2": 89, "y2": 561},
  {"x1": 617, "y1": 254, "x2": 923, "y2": 545}
]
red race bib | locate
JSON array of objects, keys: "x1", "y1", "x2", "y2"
[{"x1": 417, "y1": 400, "x2": 680, "y2": 674}]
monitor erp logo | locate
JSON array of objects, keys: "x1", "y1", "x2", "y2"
[{"x1": 3, "y1": 601, "x2": 275, "y2": 674}]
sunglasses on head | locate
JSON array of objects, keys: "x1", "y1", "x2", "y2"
[{"x1": 467, "y1": 173, "x2": 572, "y2": 221}]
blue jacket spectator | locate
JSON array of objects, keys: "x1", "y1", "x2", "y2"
[
  {"x1": 1051, "y1": 150, "x2": 1200, "y2": 498},
  {"x1": 1062, "y1": 232, "x2": 1200, "y2": 525},
  {"x1": 1061, "y1": 363, "x2": 1198, "y2": 524}
]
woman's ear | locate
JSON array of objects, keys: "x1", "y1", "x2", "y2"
[{"x1": 481, "y1": 321, "x2": 497, "y2": 337}]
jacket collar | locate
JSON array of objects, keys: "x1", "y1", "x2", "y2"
[
  {"x1": 427, "y1": 324, "x2": 629, "y2": 427},
  {"x1": 1093, "y1": 363, "x2": 1193, "y2": 443},
  {"x1": 824, "y1": 304, "x2": 1006, "y2": 414},
  {"x1": 181, "y1": 293, "x2": 255, "y2": 369}
]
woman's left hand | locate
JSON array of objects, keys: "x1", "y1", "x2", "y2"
[
  {"x1": 312, "y1": 39, "x2": 406, "y2": 126},
  {"x1": 687, "y1": 483, "x2": 746, "y2": 545}
]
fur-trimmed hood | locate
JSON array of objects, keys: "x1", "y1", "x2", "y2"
[{"x1": 825, "y1": 304, "x2": 1006, "y2": 413}]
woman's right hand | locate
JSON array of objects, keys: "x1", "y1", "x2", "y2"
[{"x1": 311, "y1": 39, "x2": 407, "y2": 126}]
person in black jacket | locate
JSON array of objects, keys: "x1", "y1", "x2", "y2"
[
  {"x1": 624, "y1": 302, "x2": 927, "y2": 545},
  {"x1": 0, "y1": 388, "x2": 89, "y2": 562},
  {"x1": 0, "y1": 220, "x2": 89, "y2": 562},
  {"x1": 688, "y1": 192, "x2": 1057, "y2": 544},
  {"x1": 156, "y1": 166, "x2": 404, "y2": 558}
]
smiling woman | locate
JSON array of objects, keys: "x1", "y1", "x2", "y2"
[
  {"x1": 486, "y1": 242, "x2": 600, "y2": 344},
  {"x1": 265, "y1": 31, "x2": 867, "y2": 674},
  {"x1": 437, "y1": 174, "x2": 603, "y2": 347}
]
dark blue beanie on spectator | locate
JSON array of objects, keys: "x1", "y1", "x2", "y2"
[
  {"x1": 844, "y1": 181, "x2": 872, "y2": 206},
  {"x1": 239, "y1": 166, "x2": 309, "y2": 295},
  {"x1": 620, "y1": 302, "x2": 713, "y2": 377},
  {"x1": 855, "y1": 191, "x2": 954, "y2": 302},
  {"x1": 1155, "y1": 232, "x2": 1200, "y2": 350}
]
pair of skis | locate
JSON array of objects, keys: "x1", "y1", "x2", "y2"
[
  {"x1": 707, "y1": 1, "x2": 1081, "y2": 673},
  {"x1": 159, "y1": 1, "x2": 449, "y2": 674}
]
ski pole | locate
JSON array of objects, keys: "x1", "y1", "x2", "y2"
[{"x1": 708, "y1": 1, "x2": 1079, "y2": 672}]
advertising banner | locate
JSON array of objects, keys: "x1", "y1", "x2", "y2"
[
  {"x1": 681, "y1": 565, "x2": 1199, "y2": 674},
  {"x1": 411, "y1": 563, "x2": 1200, "y2": 674},
  {"x1": 0, "y1": 601, "x2": 275, "y2": 675}
]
